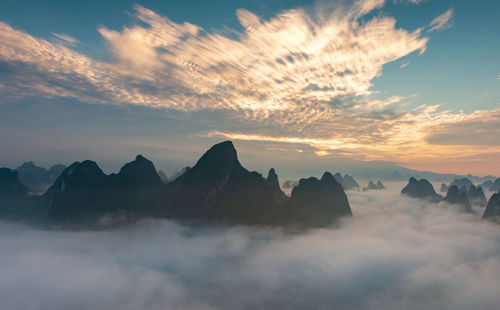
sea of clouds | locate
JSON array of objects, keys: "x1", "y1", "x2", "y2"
[{"x1": 0, "y1": 184, "x2": 499, "y2": 310}]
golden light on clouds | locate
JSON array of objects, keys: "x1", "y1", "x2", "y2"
[{"x1": 0, "y1": 0, "x2": 498, "y2": 174}]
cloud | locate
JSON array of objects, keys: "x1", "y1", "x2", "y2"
[
  {"x1": 0, "y1": 1, "x2": 498, "y2": 172},
  {"x1": 393, "y1": 0, "x2": 426, "y2": 4},
  {"x1": 51, "y1": 32, "x2": 79, "y2": 46},
  {"x1": 428, "y1": 8, "x2": 454, "y2": 32},
  {"x1": 0, "y1": 186, "x2": 499, "y2": 309}
]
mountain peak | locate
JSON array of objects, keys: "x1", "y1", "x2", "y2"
[
  {"x1": 190, "y1": 141, "x2": 241, "y2": 181},
  {"x1": 116, "y1": 155, "x2": 161, "y2": 187}
]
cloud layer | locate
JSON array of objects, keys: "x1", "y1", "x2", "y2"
[{"x1": 0, "y1": 186, "x2": 499, "y2": 309}]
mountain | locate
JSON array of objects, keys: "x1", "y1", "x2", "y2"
[
  {"x1": 363, "y1": 180, "x2": 385, "y2": 191},
  {"x1": 283, "y1": 172, "x2": 352, "y2": 227},
  {"x1": 449, "y1": 178, "x2": 474, "y2": 190},
  {"x1": 376, "y1": 180, "x2": 386, "y2": 190},
  {"x1": 401, "y1": 177, "x2": 442, "y2": 202},
  {"x1": 444, "y1": 185, "x2": 473, "y2": 213},
  {"x1": 333, "y1": 173, "x2": 359, "y2": 191},
  {"x1": 44, "y1": 161, "x2": 113, "y2": 221},
  {"x1": 161, "y1": 141, "x2": 283, "y2": 224},
  {"x1": 265, "y1": 168, "x2": 289, "y2": 204},
  {"x1": 0, "y1": 168, "x2": 43, "y2": 219},
  {"x1": 16, "y1": 162, "x2": 67, "y2": 193},
  {"x1": 482, "y1": 191, "x2": 500, "y2": 222},
  {"x1": 489, "y1": 178, "x2": 500, "y2": 192},
  {"x1": 2, "y1": 141, "x2": 354, "y2": 228},
  {"x1": 467, "y1": 185, "x2": 487, "y2": 207}
]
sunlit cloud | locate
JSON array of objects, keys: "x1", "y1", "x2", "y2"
[
  {"x1": 428, "y1": 8, "x2": 454, "y2": 32},
  {"x1": 0, "y1": 1, "x2": 498, "y2": 173}
]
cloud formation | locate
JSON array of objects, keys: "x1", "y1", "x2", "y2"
[
  {"x1": 0, "y1": 0, "x2": 498, "y2": 172},
  {"x1": 0, "y1": 186, "x2": 499, "y2": 309},
  {"x1": 428, "y1": 8, "x2": 454, "y2": 32}
]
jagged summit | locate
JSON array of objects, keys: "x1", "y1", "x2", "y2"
[
  {"x1": 265, "y1": 168, "x2": 288, "y2": 204},
  {"x1": 186, "y1": 141, "x2": 241, "y2": 183},
  {"x1": 266, "y1": 168, "x2": 280, "y2": 191}
]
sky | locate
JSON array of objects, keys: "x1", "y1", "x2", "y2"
[{"x1": 0, "y1": 0, "x2": 499, "y2": 178}]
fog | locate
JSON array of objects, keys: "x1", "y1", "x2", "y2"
[{"x1": 1, "y1": 184, "x2": 499, "y2": 310}]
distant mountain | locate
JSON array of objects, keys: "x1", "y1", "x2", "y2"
[
  {"x1": 489, "y1": 178, "x2": 500, "y2": 192},
  {"x1": 449, "y1": 178, "x2": 474, "y2": 190},
  {"x1": 16, "y1": 161, "x2": 66, "y2": 193},
  {"x1": 363, "y1": 180, "x2": 385, "y2": 191},
  {"x1": 467, "y1": 185, "x2": 487, "y2": 207},
  {"x1": 483, "y1": 191, "x2": 500, "y2": 222},
  {"x1": 401, "y1": 177, "x2": 443, "y2": 202},
  {"x1": 333, "y1": 173, "x2": 359, "y2": 191},
  {"x1": 444, "y1": 185, "x2": 473, "y2": 213}
]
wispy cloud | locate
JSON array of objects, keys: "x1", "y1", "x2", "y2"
[
  {"x1": 51, "y1": 32, "x2": 79, "y2": 46},
  {"x1": 428, "y1": 8, "x2": 454, "y2": 32}
]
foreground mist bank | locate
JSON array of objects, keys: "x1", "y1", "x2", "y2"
[{"x1": 0, "y1": 187, "x2": 499, "y2": 310}]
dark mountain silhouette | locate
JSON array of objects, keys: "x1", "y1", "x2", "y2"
[
  {"x1": 265, "y1": 168, "x2": 288, "y2": 204},
  {"x1": 16, "y1": 162, "x2": 67, "y2": 193},
  {"x1": 160, "y1": 141, "x2": 280, "y2": 224},
  {"x1": 401, "y1": 177, "x2": 442, "y2": 202},
  {"x1": 440, "y1": 183, "x2": 448, "y2": 193},
  {"x1": 0, "y1": 168, "x2": 43, "y2": 219},
  {"x1": 110, "y1": 155, "x2": 162, "y2": 188},
  {"x1": 444, "y1": 185, "x2": 473, "y2": 213},
  {"x1": 44, "y1": 161, "x2": 113, "y2": 220},
  {"x1": 1, "y1": 141, "x2": 354, "y2": 227},
  {"x1": 333, "y1": 173, "x2": 359, "y2": 191},
  {"x1": 467, "y1": 185, "x2": 487, "y2": 207},
  {"x1": 363, "y1": 180, "x2": 385, "y2": 191},
  {"x1": 483, "y1": 191, "x2": 500, "y2": 222},
  {"x1": 283, "y1": 172, "x2": 351, "y2": 227}
]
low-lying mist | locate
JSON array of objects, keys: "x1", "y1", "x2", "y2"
[{"x1": 1, "y1": 184, "x2": 499, "y2": 310}]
